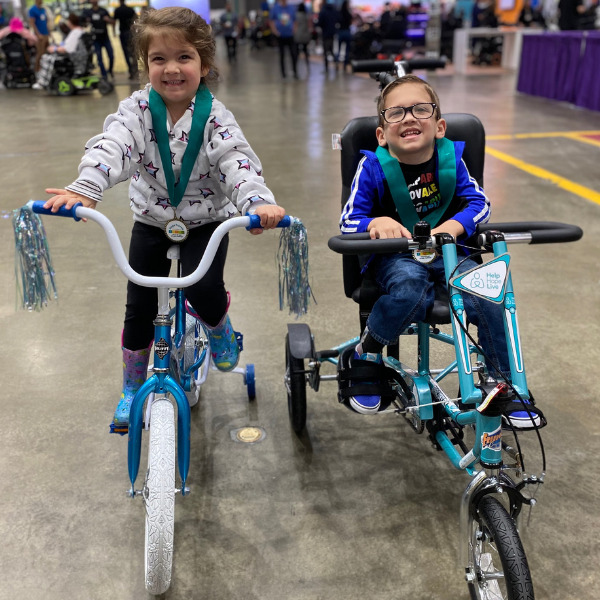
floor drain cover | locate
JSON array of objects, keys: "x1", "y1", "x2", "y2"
[{"x1": 231, "y1": 426, "x2": 266, "y2": 444}]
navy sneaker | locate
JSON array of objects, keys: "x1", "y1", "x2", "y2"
[
  {"x1": 349, "y1": 351, "x2": 383, "y2": 415},
  {"x1": 503, "y1": 399, "x2": 542, "y2": 429}
]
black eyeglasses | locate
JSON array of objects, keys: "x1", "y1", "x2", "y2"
[{"x1": 380, "y1": 103, "x2": 437, "y2": 124}]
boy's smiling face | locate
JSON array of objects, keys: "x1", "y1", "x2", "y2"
[{"x1": 376, "y1": 82, "x2": 446, "y2": 165}]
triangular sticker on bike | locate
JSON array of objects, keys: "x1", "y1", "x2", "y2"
[{"x1": 449, "y1": 254, "x2": 510, "y2": 303}]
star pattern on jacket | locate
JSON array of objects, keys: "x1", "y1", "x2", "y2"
[
  {"x1": 144, "y1": 161, "x2": 159, "y2": 178},
  {"x1": 238, "y1": 159, "x2": 250, "y2": 171},
  {"x1": 199, "y1": 188, "x2": 214, "y2": 199},
  {"x1": 219, "y1": 129, "x2": 232, "y2": 141},
  {"x1": 95, "y1": 163, "x2": 111, "y2": 177},
  {"x1": 156, "y1": 197, "x2": 171, "y2": 210}
]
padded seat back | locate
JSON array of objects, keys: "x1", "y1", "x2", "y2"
[{"x1": 339, "y1": 113, "x2": 486, "y2": 300}]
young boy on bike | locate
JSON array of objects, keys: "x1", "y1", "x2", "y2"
[{"x1": 340, "y1": 74, "x2": 538, "y2": 429}]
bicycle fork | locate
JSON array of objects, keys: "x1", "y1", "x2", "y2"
[{"x1": 127, "y1": 287, "x2": 192, "y2": 497}]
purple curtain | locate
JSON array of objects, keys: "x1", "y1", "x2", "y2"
[{"x1": 517, "y1": 33, "x2": 583, "y2": 103}]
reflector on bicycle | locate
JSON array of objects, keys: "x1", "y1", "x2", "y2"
[{"x1": 449, "y1": 254, "x2": 510, "y2": 303}]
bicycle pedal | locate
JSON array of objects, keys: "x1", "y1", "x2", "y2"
[{"x1": 109, "y1": 422, "x2": 129, "y2": 436}]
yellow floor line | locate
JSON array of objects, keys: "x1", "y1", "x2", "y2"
[{"x1": 485, "y1": 146, "x2": 600, "y2": 206}]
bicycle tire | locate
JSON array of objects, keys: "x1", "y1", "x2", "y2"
[
  {"x1": 144, "y1": 398, "x2": 176, "y2": 595},
  {"x1": 285, "y1": 333, "x2": 306, "y2": 433},
  {"x1": 467, "y1": 495, "x2": 534, "y2": 600}
]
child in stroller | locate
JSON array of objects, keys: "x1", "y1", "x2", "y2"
[
  {"x1": 0, "y1": 18, "x2": 36, "y2": 88},
  {"x1": 32, "y1": 13, "x2": 113, "y2": 95}
]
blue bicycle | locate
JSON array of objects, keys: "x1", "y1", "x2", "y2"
[{"x1": 30, "y1": 200, "x2": 291, "y2": 595}]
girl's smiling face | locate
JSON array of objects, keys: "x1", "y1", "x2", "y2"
[
  {"x1": 376, "y1": 82, "x2": 446, "y2": 165},
  {"x1": 147, "y1": 33, "x2": 209, "y2": 120}
]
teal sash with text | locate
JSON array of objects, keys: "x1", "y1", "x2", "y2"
[
  {"x1": 375, "y1": 137, "x2": 457, "y2": 230},
  {"x1": 148, "y1": 85, "x2": 213, "y2": 208}
]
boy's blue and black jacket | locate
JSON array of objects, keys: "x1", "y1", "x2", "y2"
[{"x1": 340, "y1": 140, "x2": 491, "y2": 240}]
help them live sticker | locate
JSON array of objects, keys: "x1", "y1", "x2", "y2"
[{"x1": 449, "y1": 254, "x2": 510, "y2": 303}]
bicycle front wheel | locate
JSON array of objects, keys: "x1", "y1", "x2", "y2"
[
  {"x1": 144, "y1": 398, "x2": 176, "y2": 595},
  {"x1": 467, "y1": 495, "x2": 534, "y2": 600}
]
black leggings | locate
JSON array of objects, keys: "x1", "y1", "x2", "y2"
[{"x1": 123, "y1": 221, "x2": 229, "y2": 350}]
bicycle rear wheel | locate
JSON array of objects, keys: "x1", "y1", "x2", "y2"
[
  {"x1": 144, "y1": 398, "x2": 176, "y2": 595},
  {"x1": 467, "y1": 495, "x2": 534, "y2": 600}
]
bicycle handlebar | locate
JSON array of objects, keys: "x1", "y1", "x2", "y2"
[
  {"x1": 351, "y1": 58, "x2": 447, "y2": 74},
  {"x1": 29, "y1": 200, "x2": 292, "y2": 288},
  {"x1": 328, "y1": 221, "x2": 583, "y2": 255}
]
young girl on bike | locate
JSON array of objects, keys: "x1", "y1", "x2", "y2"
[{"x1": 42, "y1": 6, "x2": 286, "y2": 429}]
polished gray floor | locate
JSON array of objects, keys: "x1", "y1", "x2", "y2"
[{"x1": 1, "y1": 42, "x2": 599, "y2": 599}]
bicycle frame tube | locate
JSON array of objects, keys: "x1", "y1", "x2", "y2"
[
  {"x1": 492, "y1": 238, "x2": 528, "y2": 397},
  {"x1": 441, "y1": 242, "x2": 481, "y2": 405},
  {"x1": 127, "y1": 292, "x2": 192, "y2": 495}
]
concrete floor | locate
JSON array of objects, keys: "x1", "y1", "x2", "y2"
[{"x1": 1, "y1": 43, "x2": 599, "y2": 600}]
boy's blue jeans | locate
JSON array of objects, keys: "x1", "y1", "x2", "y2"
[{"x1": 368, "y1": 253, "x2": 510, "y2": 377}]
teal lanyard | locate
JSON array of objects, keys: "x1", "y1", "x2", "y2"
[
  {"x1": 375, "y1": 137, "x2": 457, "y2": 231},
  {"x1": 148, "y1": 85, "x2": 213, "y2": 208}
]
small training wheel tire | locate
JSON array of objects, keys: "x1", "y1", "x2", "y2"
[{"x1": 245, "y1": 364, "x2": 256, "y2": 400}]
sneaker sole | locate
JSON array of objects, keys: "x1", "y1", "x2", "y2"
[
  {"x1": 349, "y1": 396, "x2": 381, "y2": 415},
  {"x1": 503, "y1": 413, "x2": 542, "y2": 429}
]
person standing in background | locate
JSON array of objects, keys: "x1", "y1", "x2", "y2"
[
  {"x1": 28, "y1": 0, "x2": 49, "y2": 71},
  {"x1": 558, "y1": 0, "x2": 585, "y2": 28},
  {"x1": 318, "y1": 0, "x2": 340, "y2": 73},
  {"x1": 336, "y1": 0, "x2": 353, "y2": 71},
  {"x1": 113, "y1": 0, "x2": 138, "y2": 79},
  {"x1": 270, "y1": 0, "x2": 298, "y2": 78},
  {"x1": 83, "y1": 0, "x2": 115, "y2": 80},
  {"x1": 293, "y1": 2, "x2": 312, "y2": 70},
  {"x1": 220, "y1": 2, "x2": 239, "y2": 63}
]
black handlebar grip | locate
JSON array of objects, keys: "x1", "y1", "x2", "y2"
[
  {"x1": 477, "y1": 221, "x2": 583, "y2": 244},
  {"x1": 351, "y1": 59, "x2": 396, "y2": 73},
  {"x1": 328, "y1": 233, "x2": 410, "y2": 255},
  {"x1": 403, "y1": 58, "x2": 447, "y2": 71}
]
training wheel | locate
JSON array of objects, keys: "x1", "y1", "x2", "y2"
[{"x1": 244, "y1": 363, "x2": 256, "y2": 400}]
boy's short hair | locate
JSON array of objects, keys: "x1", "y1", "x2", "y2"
[
  {"x1": 133, "y1": 7, "x2": 219, "y2": 81},
  {"x1": 377, "y1": 75, "x2": 442, "y2": 127}
]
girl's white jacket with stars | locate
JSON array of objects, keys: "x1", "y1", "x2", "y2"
[{"x1": 65, "y1": 84, "x2": 276, "y2": 228}]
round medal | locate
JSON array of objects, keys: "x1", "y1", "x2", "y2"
[
  {"x1": 165, "y1": 219, "x2": 189, "y2": 242},
  {"x1": 412, "y1": 249, "x2": 437, "y2": 264}
]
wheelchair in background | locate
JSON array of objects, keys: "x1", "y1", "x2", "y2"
[
  {"x1": 284, "y1": 59, "x2": 583, "y2": 599},
  {"x1": 49, "y1": 32, "x2": 113, "y2": 96}
]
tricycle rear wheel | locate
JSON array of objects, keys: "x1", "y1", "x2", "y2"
[{"x1": 285, "y1": 333, "x2": 306, "y2": 433}]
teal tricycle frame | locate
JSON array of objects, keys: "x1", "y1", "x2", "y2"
[{"x1": 284, "y1": 220, "x2": 582, "y2": 600}]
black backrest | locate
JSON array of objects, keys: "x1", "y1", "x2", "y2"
[{"x1": 339, "y1": 113, "x2": 486, "y2": 298}]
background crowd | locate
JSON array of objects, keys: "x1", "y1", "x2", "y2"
[{"x1": 1, "y1": 0, "x2": 600, "y2": 89}]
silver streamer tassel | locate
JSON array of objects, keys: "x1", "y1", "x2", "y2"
[
  {"x1": 277, "y1": 218, "x2": 315, "y2": 317},
  {"x1": 13, "y1": 204, "x2": 57, "y2": 311}
]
